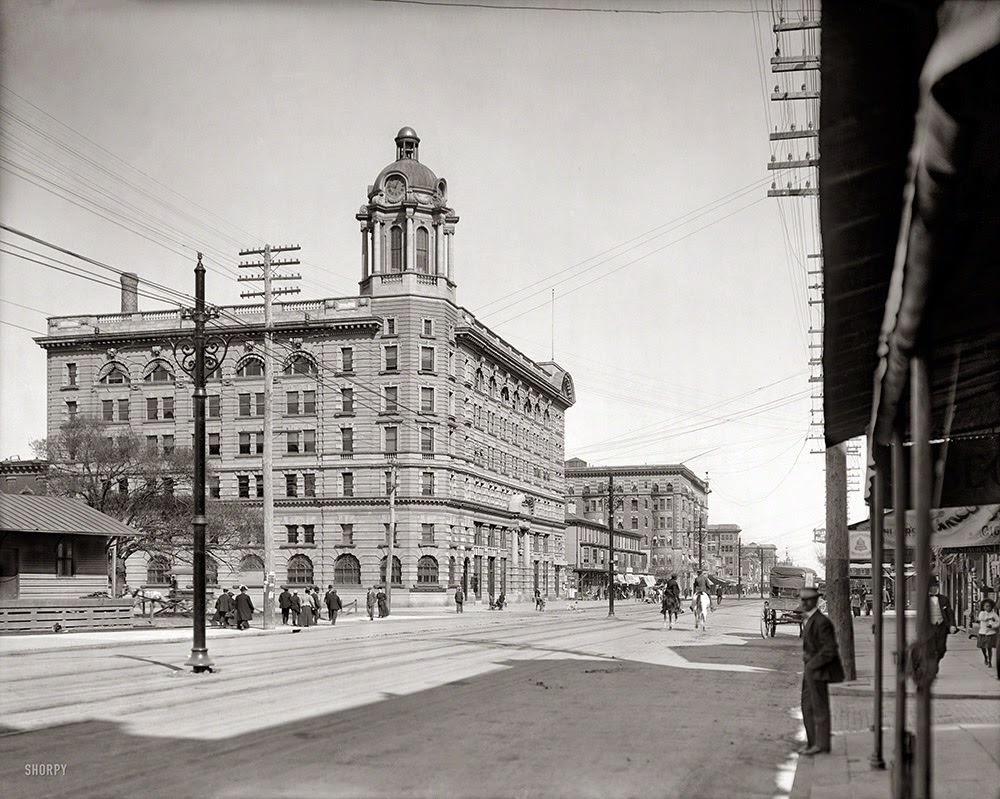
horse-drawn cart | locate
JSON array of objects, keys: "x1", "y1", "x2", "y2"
[{"x1": 760, "y1": 565, "x2": 818, "y2": 638}]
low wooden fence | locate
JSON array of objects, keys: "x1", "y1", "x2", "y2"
[{"x1": 0, "y1": 598, "x2": 134, "y2": 633}]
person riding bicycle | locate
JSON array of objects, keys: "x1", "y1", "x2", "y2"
[{"x1": 691, "y1": 569, "x2": 713, "y2": 612}]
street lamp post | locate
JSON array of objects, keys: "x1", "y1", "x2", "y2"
[{"x1": 171, "y1": 254, "x2": 229, "y2": 674}]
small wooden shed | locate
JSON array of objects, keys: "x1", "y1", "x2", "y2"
[{"x1": 0, "y1": 494, "x2": 137, "y2": 631}]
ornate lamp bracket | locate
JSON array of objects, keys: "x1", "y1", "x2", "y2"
[{"x1": 170, "y1": 306, "x2": 230, "y2": 378}]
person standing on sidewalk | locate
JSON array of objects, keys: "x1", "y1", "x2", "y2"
[
  {"x1": 234, "y1": 586, "x2": 255, "y2": 631},
  {"x1": 975, "y1": 598, "x2": 998, "y2": 669},
  {"x1": 366, "y1": 586, "x2": 377, "y2": 621},
  {"x1": 278, "y1": 587, "x2": 292, "y2": 625},
  {"x1": 325, "y1": 586, "x2": 343, "y2": 625},
  {"x1": 454, "y1": 586, "x2": 464, "y2": 613},
  {"x1": 928, "y1": 576, "x2": 958, "y2": 663},
  {"x1": 290, "y1": 590, "x2": 302, "y2": 626},
  {"x1": 797, "y1": 586, "x2": 844, "y2": 756}
]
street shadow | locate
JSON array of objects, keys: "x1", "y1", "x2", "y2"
[{"x1": 0, "y1": 657, "x2": 801, "y2": 799}]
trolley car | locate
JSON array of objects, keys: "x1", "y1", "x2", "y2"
[{"x1": 760, "y1": 565, "x2": 819, "y2": 638}]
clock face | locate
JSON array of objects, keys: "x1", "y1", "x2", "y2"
[{"x1": 385, "y1": 176, "x2": 405, "y2": 202}]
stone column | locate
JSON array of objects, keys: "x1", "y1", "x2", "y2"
[
  {"x1": 361, "y1": 225, "x2": 369, "y2": 280},
  {"x1": 405, "y1": 212, "x2": 415, "y2": 271},
  {"x1": 372, "y1": 219, "x2": 381, "y2": 274},
  {"x1": 446, "y1": 229, "x2": 455, "y2": 282},
  {"x1": 435, "y1": 222, "x2": 445, "y2": 276}
]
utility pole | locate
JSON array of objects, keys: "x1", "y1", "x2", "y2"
[
  {"x1": 826, "y1": 442, "x2": 856, "y2": 680},
  {"x1": 606, "y1": 473, "x2": 615, "y2": 617},
  {"x1": 238, "y1": 243, "x2": 300, "y2": 630},
  {"x1": 736, "y1": 537, "x2": 742, "y2": 599},
  {"x1": 698, "y1": 523, "x2": 704, "y2": 572},
  {"x1": 386, "y1": 464, "x2": 397, "y2": 615},
  {"x1": 759, "y1": 547, "x2": 765, "y2": 599}
]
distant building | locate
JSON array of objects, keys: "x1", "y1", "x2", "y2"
[
  {"x1": 565, "y1": 460, "x2": 709, "y2": 590},
  {"x1": 34, "y1": 128, "x2": 576, "y2": 606},
  {"x1": 741, "y1": 542, "x2": 779, "y2": 595},
  {"x1": 705, "y1": 523, "x2": 741, "y2": 581},
  {"x1": 0, "y1": 459, "x2": 48, "y2": 495},
  {"x1": 563, "y1": 515, "x2": 647, "y2": 598}
]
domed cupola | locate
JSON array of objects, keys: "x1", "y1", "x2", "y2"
[{"x1": 357, "y1": 128, "x2": 459, "y2": 299}]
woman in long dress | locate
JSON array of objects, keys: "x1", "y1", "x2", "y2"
[{"x1": 377, "y1": 588, "x2": 388, "y2": 618}]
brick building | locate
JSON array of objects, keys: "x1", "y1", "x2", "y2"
[
  {"x1": 564, "y1": 459, "x2": 709, "y2": 590},
  {"x1": 563, "y1": 515, "x2": 647, "y2": 598},
  {"x1": 34, "y1": 128, "x2": 575, "y2": 607},
  {"x1": 741, "y1": 542, "x2": 778, "y2": 597},
  {"x1": 705, "y1": 523, "x2": 741, "y2": 582}
]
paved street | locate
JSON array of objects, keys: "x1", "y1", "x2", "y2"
[{"x1": 1, "y1": 600, "x2": 806, "y2": 799}]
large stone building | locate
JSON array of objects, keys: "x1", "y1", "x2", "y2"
[
  {"x1": 34, "y1": 127, "x2": 575, "y2": 606},
  {"x1": 564, "y1": 459, "x2": 709, "y2": 590},
  {"x1": 705, "y1": 523, "x2": 741, "y2": 582}
]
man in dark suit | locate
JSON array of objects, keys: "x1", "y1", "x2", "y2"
[
  {"x1": 798, "y1": 586, "x2": 845, "y2": 756},
  {"x1": 278, "y1": 587, "x2": 292, "y2": 625},
  {"x1": 927, "y1": 576, "x2": 957, "y2": 662}
]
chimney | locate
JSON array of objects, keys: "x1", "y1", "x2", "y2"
[{"x1": 120, "y1": 273, "x2": 139, "y2": 313}]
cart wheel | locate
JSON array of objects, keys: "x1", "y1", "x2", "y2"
[{"x1": 760, "y1": 610, "x2": 769, "y2": 639}]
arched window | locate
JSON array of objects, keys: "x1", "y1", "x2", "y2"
[
  {"x1": 389, "y1": 226, "x2": 403, "y2": 271},
  {"x1": 147, "y1": 555, "x2": 170, "y2": 585},
  {"x1": 334, "y1": 554, "x2": 362, "y2": 585},
  {"x1": 449, "y1": 556, "x2": 456, "y2": 585},
  {"x1": 100, "y1": 365, "x2": 130, "y2": 385},
  {"x1": 415, "y1": 227, "x2": 429, "y2": 273},
  {"x1": 143, "y1": 361, "x2": 174, "y2": 383},
  {"x1": 283, "y1": 354, "x2": 317, "y2": 376},
  {"x1": 501, "y1": 386, "x2": 510, "y2": 402},
  {"x1": 239, "y1": 554, "x2": 264, "y2": 572},
  {"x1": 287, "y1": 554, "x2": 314, "y2": 585},
  {"x1": 417, "y1": 555, "x2": 439, "y2": 584},
  {"x1": 206, "y1": 555, "x2": 219, "y2": 586},
  {"x1": 379, "y1": 555, "x2": 402, "y2": 586},
  {"x1": 236, "y1": 357, "x2": 264, "y2": 378}
]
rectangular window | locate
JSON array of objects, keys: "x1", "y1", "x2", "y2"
[
  {"x1": 303, "y1": 473, "x2": 315, "y2": 497},
  {"x1": 286, "y1": 524, "x2": 299, "y2": 544},
  {"x1": 238, "y1": 475, "x2": 250, "y2": 498},
  {"x1": 208, "y1": 395, "x2": 221, "y2": 418},
  {"x1": 385, "y1": 317, "x2": 396, "y2": 335},
  {"x1": 162, "y1": 435, "x2": 174, "y2": 454},
  {"x1": 422, "y1": 523, "x2": 435, "y2": 544},
  {"x1": 384, "y1": 345, "x2": 398, "y2": 371},
  {"x1": 303, "y1": 524, "x2": 315, "y2": 544},
  {"x1": 208, "y1": 432, "x2": 220, "y2": 456},
  {"x1": 118, "y1": 398, "x2": 130, "y2": 422},
  {"x1": 209, "y1": 475, "x2": 221, "y2": 499},
  {"x1": 162, "y1": 396, "x2": 174, "y2": 420},
  {"x1": 342, "y1": 472, "x2": 354, "y2": 497},
  {"x1": 287, "y1": 391, "x2": 299, "y2": 415},
  {"x1": 341, "y1": 387, "x2": 354, "y2": 414},
  {"x1": 420, "y1": 346, "x2": 435, "y2": 372},
  {"x1": 238, "y1": 393, "x2": 251, "y2": 417},
  {"x1": 102, "y1": 399, "x2": 114, "y2": 421},
  {"x1": 340, "y1": 427, "x2": 353, "y2": 454},
  {"x1": 385, "y1": 426, "x2": 398, "y2": 453},
  {"x1": 65, "y1": 400, "x2": 77, "y2": 419},
  {"x1": 420, "y1": 386, "x2": 434, "y2": 413},
  {"x1": 420, "y1": 427, "x2": 434, "y2": 455},
  {"x1": 254, "y1": 473, "x2": 264, "y2": 498},
  {"x1": 341, "y1": 347, "x2": 354, "y2": 372},
  {"x1": 146, "y1": 397, "x2": 159, "y2": 421},
  {"x1": 384, "y1": 523, "x2": 397, "y2": 546},
  {"x1": 303, "y1": 430, "x2": 316, "y2": 453},
  {"x1": 255, "y1": 392, "x2": 264, "y2": 417},
  {"x1": 422, "y1": 471, "x2": 434, "y2": 496},
  {"x1": 55, "y1": 540, "x2": 74, "y2": 576},
  {"x1": 384, "y1": 386, "x2": 398, "y2": 413},
  {"x1": 303, "y1": 390, "x2": 316, "y2": 414},
  {"x1": 422, "y1": 319, "x2": 434, "y2": 336},
  {"x1": 385, "y1": 470, "x2": 394, "y2": 494},
  {"x1": 341, "y1": 524, "x2": 354, "y2": 545},
  {"x1": 66, "y1": 363, "x2": 77, "y2": 387},
  {"x1": 285, "y1": 473, "x2": 298, "y2": 498},
  {"x1": 287, "y1": 431, "x2": 300, "y2": 454}
]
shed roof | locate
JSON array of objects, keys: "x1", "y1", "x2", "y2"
[{"x1": 0, "y1": 494, "x2": 140, "y2": 538}]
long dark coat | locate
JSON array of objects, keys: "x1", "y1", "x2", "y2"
[
  {"x1": 216, "y1": 592, "x2": 235, "y2": 613},
  {"x1": 377, "y1": 590, "x2": 388, "y2": 617},
  {"x1": 234, "y1": 592, "x2": 255, "y2": 624},
  {"x1": 278, "y1": 590, "x2": 292, "y2": 610},
  {"x1": 326, "y1": 591, "x2": 343, "y2": 612},
  {"x1": 802, "y1": 610, "x2": 845, "y2": 682}
]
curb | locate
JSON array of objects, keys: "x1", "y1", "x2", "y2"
[{"x1": 831, "y1": 683, "x2": 1000, "y2": 701}]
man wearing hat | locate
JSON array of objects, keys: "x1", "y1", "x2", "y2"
[
  {"x1": 234, "y1": 585, "x2": 255, "y2": 631},
  {"x1": 798, "y1": 585, "x2": 844, "y2": 755}
]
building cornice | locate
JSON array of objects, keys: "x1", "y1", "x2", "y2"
[{"x1": 565, "y1": 464, "x2": 709, "y2": 493}]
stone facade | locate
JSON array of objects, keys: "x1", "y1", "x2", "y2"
[
  {"x1": 34, "y1": 128, "x2": 575, "y2": 608},
  {"x1": 564, "y1": 459, "x2": 709, "y2": 591},
  {"x1": 563, "y1": 515, "x2": 646, "y2": 598},
  {"x1": 705, "y1": 523, "x2": 741, "y2": 581}
]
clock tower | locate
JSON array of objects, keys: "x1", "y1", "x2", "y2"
[{"x1": 357, "y1": 127, "x2": 459, "y2": 300}]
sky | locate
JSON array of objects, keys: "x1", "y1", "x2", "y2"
[{"x1": 0, "y1": 0, "x2": 860, "y2": 571}]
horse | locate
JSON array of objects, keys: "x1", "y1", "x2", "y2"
[
  {"x1": 692, "y1": 591, "x2": 712, "y2": 632},
  {"x1": 661, "y1": 592, "x2": 681, "y2": 629}
]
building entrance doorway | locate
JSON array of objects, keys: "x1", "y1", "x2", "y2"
[
  {"x1": 533, "y1": 560, "x2": 539, "y2": 593},
  {"x1": 0, "y1": 548, "x2": 19, "y2": 599},
  {"x1": 487, "y1": 556, "x2": 495, "y2": 598},
  {"x1": 462, "y1": 557, "x2": 469, "y2": 596}
]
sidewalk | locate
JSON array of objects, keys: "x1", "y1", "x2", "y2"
[
  {"x1": 791, "y1": 615, "x2": 1000, "y2": 798},
  {"x1": 0, "y1": 597, "x2": 591, "y2": 656}
]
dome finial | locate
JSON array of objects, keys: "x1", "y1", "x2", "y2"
[{"x1": 395, "y1": 126, "x2": 419, "y2": 160}]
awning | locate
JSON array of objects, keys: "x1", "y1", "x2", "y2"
[
  {"x1": 849, "y1": 505, "x2": 1000, "y2": 559},
  {"x1": 641, "y1": 575, "x2": 657, "y2": 587},
  {"x1": 769, "y1": 565, "x2": 818, "y2": 590},
  {"x1": 821, "y1": 3, "x2": 1000, "y2": 450},
  {"x1": 708, "y1": 575, "x2": 735, "y2": 586}
]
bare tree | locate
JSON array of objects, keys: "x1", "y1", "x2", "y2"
[{"x1": 33, "y1": 416, "x2": 261, "y2": 569}]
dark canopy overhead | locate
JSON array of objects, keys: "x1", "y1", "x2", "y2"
[{"x1": 821, "y1": 1, "x2": 1000, "y2": 449}]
